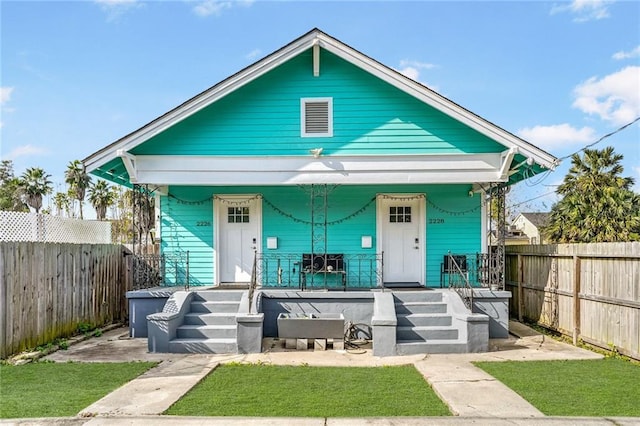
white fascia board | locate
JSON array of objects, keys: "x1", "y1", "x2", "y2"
[{"x1": 131, "y1": 154, "x2": 508, "y2": 186}]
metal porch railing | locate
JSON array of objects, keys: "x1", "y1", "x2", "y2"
[
  {"x1": 442, "y1": 252, "x2": 504, "y2": 309},
  {"x1": 255, "y1": 252, "x2": 383, "y2": 290},
  {"x1": 130, "y1": 251, "x2": 190, "y2": 290}
]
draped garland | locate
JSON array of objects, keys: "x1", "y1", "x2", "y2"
[{"x1": 166, "y1": 190, "x2": 485, "y2": 223}]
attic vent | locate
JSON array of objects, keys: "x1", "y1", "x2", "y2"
[{"x1": 301, "y1": 97, "x2": 333, "y2": 137}]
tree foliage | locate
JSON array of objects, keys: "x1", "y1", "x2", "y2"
[
  {"x1": 19, "y1": 167, "x2": 53, "y2": 214},
  {"x1": 0, "y1": 160, "x2": 28, "y2": 212},
  {"x1": 88, "y1": 180, "x2": 116, "y2": 221},
  {"x1": 544, "y1": 147, "x2": 640, "y2": 243},
  {"x1": 65, "y1": 160, "x2": 92, "y2": 220}
]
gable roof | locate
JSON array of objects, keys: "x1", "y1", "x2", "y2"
[
  {"x1": 83, "y1": 28, "x2": 557, "y2": 181},
  {"x1": 518, "y1": 212, "x2": 550, "y2": 228}
]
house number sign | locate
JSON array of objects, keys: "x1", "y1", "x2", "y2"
[
  {"x1": 196, "y1": 221, "x2": 212, "y2": 227},
  {"x1": 428, "y1": 218, "x2": 445, "y2": 224}
]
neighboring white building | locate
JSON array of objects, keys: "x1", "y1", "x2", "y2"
[{"x1": 512, "y1": 212, "x2": 550, "y2": 244}]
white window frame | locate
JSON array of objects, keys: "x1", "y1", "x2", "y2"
[{"x1": 300, "y1": 97, "x2": 333, "y2": 138}]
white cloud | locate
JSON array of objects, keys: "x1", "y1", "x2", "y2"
[
  {"x1": 1, "y1": 87, "x2": 15, "y2": 128},
  {"x1": 613, "y1": 45, "x2": 640, "y2": 60},
  {"x1": 399, "y1": 60, "x2": 436, "y2": 71},
  {"x1": 551, "y1": 0, "x2": 613, "y2": 22},
  {"x1": 397, "y1": 60, "x2": 438, "y2": 90},
  {"x1": 4, "y1": 145, "x2": 49, "y2": 160},
  {"x1": 192, "y1": 0, "x2": 252, "y2": 17},
  {"x1": 518, "y1": 123, "x2": 597, "y2": 150},
  {"x1": 245, "y1": 48, "x2": 262, "y2": 60},
  {"x1": 95, "y1": 0, "x2": 142, "y2": 22},
  {"x1": 1, "y1": 87, "x2": 14, "y2": 105},
  {"x1": 572, "y1": 66, "x2": 640, "y2": 126}
]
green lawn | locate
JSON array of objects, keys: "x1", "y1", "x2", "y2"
[
  {"x1": 474, "y1": 358, "x2": 640, "y2": 416},
  {"x1": 0, "y1": 361, "x2": 157, "y2": 418},
  {"x1": 166, "y1": 363, "x2": 451, "y2": 417}
]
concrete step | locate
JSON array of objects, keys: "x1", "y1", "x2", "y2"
[
  {"x1": 396, "y1": 326, "x2": 458, "y2": 341},
  {"x1": 183, "y1": 312, "x2": 236, "y2": 326},
  {"x1": 396, "y1": 313, "x2": 452, "y2": 327},
  {"x1": 190, "y1": 301, "x2": 240, "y2": 313},
  {"x1": 396, "y1": 339, "x2": 468, "y2": 355},
  {"x1": 168, "y1": 338, "x2": 237, "y2": 354},
  {"x1": 192, "y1": 290, "x2": 245, "y2": 302},
  {"x1": 176, "y1": 325, "x2": 236, "y2": 339},
  {"x1": 394, "y1": 302, "x2": 448, "y2": 314},
  {"x1": 392, "y1": 291, "x2": 443, "y2": 303}
]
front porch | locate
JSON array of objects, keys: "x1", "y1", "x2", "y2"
[{"x1": 131, "y1": 287, "x2": 511, "y2": 357}]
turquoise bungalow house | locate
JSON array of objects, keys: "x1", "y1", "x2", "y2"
[{"x1": 83, "y1": 29, "x2": 556, "y2": 355}]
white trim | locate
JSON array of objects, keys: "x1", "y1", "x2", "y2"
[
  {"x1": 213, "y1": 194, "x2": 262, "y2": 286},
  {"x1": 499, "y1": 147, "x2": 518, "y2": 180},
  {"x1": 300, "y1": 97, "x2": 333, "y2": 137},
  {"x1": 117, "y1": 150, "x2": 137, "y2": 183},
  {"x1": 313, "y1": 42, "x2": 320, "y2": 77},
  {"x1": 481, "y1": 190, "x2": 488, "y2": 253},
  {"x1": 126, "y1": 153, "x2": 508, "y2": 185},
  {"x1": 84, "y1": 29, "x2": 557, "y2": 174},
  {"x1": 376, "y1": 194, "x2": 426, "y2": 285}
]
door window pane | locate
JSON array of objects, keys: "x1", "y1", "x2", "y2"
[
  {"x1": 228, "y1": 206, "x2": 250, "y2": 223},
  {"x1": 389, "y1": 206, "x2": 411, "y2": 223}
]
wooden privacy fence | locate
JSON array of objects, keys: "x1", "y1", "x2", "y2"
[
  {"x1": 505, "y1": 242, "x2": 640, "y2": 360},
  {"x1": 0, "y1": 242, "x2": 129, "y2": 358}
]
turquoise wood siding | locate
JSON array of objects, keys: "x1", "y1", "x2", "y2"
[
  {"x1": 160, "y1": 184, "x2": 482, "y2": 288},
  {"x1": 133, "y1": 48, "x2": 503, "y2": 157}
]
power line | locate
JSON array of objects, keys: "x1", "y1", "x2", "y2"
[
  {"x1": 509, "y1": 190, "x2": 557, "y2": 209},
  {"x1": 557, "y1": 116, "x2": 640, "y2": 162}
]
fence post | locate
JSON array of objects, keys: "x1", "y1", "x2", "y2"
[
  {"x1": 572, "y1": 255, "x2": 581, "y2": 346},
  {"x1": 517, "y1": 254, "x2": 523, "y2": 322}
]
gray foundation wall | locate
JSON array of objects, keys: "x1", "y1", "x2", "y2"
[{"x1": 259, "y1": 290, "x2": 375, "y2": 337}]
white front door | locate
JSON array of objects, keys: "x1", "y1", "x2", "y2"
[
  {"x1": 377, "y1": 195, "x2": 425, "y2": 284},
  {"x1": 215, "y1": 196, "x2": 261, "y2": 284}
]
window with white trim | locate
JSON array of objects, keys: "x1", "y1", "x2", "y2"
[{"x1": 301, "y1": 97, "x2": 333, "y2": 137}]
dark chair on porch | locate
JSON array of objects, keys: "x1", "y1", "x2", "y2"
[{"x1": 440, "y1": 254, "x2": 468, "y2": 288}]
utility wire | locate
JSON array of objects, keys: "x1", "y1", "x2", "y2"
[
  {"x1": 557, "y1": 116, "x2": 640, "y2": 162},
  {"x1": 509, "y1": 190, "x2": 558, "y2": 209}
]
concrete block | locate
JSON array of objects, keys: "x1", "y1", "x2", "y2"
[
  {"x1": 333, "y1": 339, "x2": 344, "y2": 350},
  {"x1": 314, "y1": 339, "x2": 326, "y2": 351},
  {"x1": 297, "y1": 338, "x2": 309, "y2": 350},
  {"x1": 285, "y1": 339, "x2": 297, "y2": 349}
]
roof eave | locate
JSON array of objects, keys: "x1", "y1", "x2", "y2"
[{"x1": 83, "y1": 28, "x2": 558, "y2": 174}]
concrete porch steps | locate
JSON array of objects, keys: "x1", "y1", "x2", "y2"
[
  {"x1": 168, "y1": 338, "x2": 237, "y2": 354},
  {"x1": 393, "y1": 291, "x2": 467, "y2": 354},
  {"x1": 169, "y1": 290, "x2": 243, "y2": 354}
]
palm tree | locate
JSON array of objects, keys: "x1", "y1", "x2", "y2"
[
  {"x1": 0, "y1": 160, "x2": 28, "y2": 211},
  {"x1": 65, "y1": 160, "x2": 92, "y2": 219},
  {"x1": 53, "y1": 191, "x2": 72, "y2": 217},
  {"x1": 88, "y1": 180, "x2": 116, "y2": 220},
  {"x1": 19, "y1": 167, "x2": 53, "y2": 213},
  {"x1": 545, "y1": 146, "x2": 640, "y2": 243}
]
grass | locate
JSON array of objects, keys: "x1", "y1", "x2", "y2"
[
  {"x1": 0, "y1": 361, "x2": 157, "y2": 418},
  {"x1": 166, "y1": 363, "x2": 451, "y2": 417},
  {"x1": 474, "y1": 358, "x2": 640, "y2": 416}
]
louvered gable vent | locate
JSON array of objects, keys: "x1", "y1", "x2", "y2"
[{"x1": 301, "y1": 97, "x2": 333, "y2": 137}]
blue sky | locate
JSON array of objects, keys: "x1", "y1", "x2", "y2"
[{"x1": 1, "y1": 0, "x2": 639, "y2": 216}]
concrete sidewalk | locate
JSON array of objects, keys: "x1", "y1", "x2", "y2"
[{"x1": 7, "y1": 321, "x2": 635, "y2": 425}]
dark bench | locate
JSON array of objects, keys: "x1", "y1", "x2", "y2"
[
  {"x1": 300, "y1": 253, "x2": 346, "y2": 290},
  {"x1": 440, "y1": 254, "x2": 468, "y2": 287}
]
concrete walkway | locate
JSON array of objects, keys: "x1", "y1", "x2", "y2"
[{"x1": 5, "y1": 321, "x2": 638, "y2": 425}]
